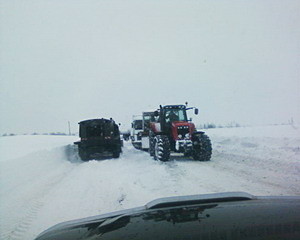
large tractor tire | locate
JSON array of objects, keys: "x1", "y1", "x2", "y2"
[
  {"x1": 192, "y1": 133, "x2": 212, "y2": 161},
  {"x1": 149, "y1": 134, "x2": 155, "y2": 156},
  {"x1": 154, "y1": 135, "x2": 170, "y2": 161}
]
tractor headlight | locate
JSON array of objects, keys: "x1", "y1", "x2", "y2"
[
  {"x1": 185, "y1": 133, "x2": 190, "y2": 139},
  {"x1": 178, "y1": 134, "x2": 183, "y2": 139}
]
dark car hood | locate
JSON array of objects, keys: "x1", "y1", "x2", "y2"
[{"x1": 35, "y1": 192, "x2": 300, "y2": 240}]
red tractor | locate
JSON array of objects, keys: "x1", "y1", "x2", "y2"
[{"x1": 148, "y1": 104, "x2": 212, "y2": 161}]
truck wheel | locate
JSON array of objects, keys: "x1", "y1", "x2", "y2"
[
  {"x1": 192, "y1": 134, "x2": 212, "y2": 161},
  {"x1": 154, "y1": 135, "x2": 170, "y2": 161},
  {"x1": 149, "y1": 135, "x2": 155, "y2": 156},
  {"x1": 78, "y1": 148, "x2": 89, "y2": 161},
  {"x1": 112, "y1": 146, "x2": 121, "y2": 158},
  {"x1": 112, "y1": 151, "x2": 120, "y2": 158}
]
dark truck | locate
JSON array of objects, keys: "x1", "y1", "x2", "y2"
[{"x1": 74, "y1": 118, "x2": 122, "y2": 160}]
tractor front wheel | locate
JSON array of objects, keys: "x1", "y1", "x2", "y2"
[
  {"x1": 192, "y1": 134, "x2": 212, "y2": 161},
  {"x1": 154, "y1": 135, "x2": 170, "y2": 161}
]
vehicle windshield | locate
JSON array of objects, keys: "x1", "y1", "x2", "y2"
[
  {"x1": 86, "y1": 125, "x2": 103, "y2": 137},
  {"x1": 133, "y1": 120, "x2": 143, "y2": 130},
  {"x1": 85, "y1": 123, "x2": 114, "y2": 137},
  {"x1": 143, "y1": 114, "x2": 152, "y2": 121},
  {"x1": 143, "y1": 113, "x2": 154, "y2": 129},
  {"x1": 165, "y1": 109, "x2": 187, "y2": 122}
]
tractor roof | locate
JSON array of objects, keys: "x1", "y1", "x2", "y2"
[{"x1": 162, "y1": 105, "x2": 186, "y2": 110}]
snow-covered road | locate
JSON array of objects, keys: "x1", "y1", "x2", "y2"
[{"x1": 0, "y1": 125, "x2": 299, "y2": 240}]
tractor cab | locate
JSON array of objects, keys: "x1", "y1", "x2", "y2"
[
  {"x1": 149, "y1": 104, "x2": 211, "y2": 162},
  {"x1": 153, "y1": 105, "x2": 197, "y2": 140}
]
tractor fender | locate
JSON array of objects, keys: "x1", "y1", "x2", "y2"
[
  {"x1": 193, "y1": 131, "x2": 206, "y2": 136},
  {"x1": 150, "y1": 122, "x2": 162, "y2": 134}
]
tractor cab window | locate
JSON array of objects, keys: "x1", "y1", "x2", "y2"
[
  {"x1": 143, "y1": 115, "x2": 152, "y2": 125},
  {"x1": 143, "y1": 115, "x2": 152, "y2": 121},
  {"x1": 178, "y1": 110, "x2": 187, "y2": 121},
  {"x1": 143, "y1": 113, "x2": 155, "y2": 129},
  {"x1": 165, "y1": 109, "x2": 187, "y2": 123}
]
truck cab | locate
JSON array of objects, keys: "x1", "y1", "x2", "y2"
[
  {"x1": 131, "y1": 111, "x2": 155, "y2": 150},
  {"x1": 130, "y1": 116, "x2": 143, "y2": 149}
]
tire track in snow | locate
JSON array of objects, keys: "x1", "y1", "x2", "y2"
[
  {"x1": 208, "y1": 150, "x2": 300, "y2": 195},
  {"x1": 115, "y1": 144, "x2": 193, "y2": 203},
  {"x1": 160, "y1": 153, "x2": 228, "y2": 194},
  {"x1": 1, "y1": 146, "x2": 79, "y2": 240},
  {"x1": 123, "y1": 144, "x2": 223, "y2": 196},
  {"x1": 2, "y1": 201, "x2": 44, "y2": 240},
  {"x1": 2, "y1": 181, "x2": 67, "y2": 240},
  {"x1": 122, "y1": 141, "x2": 299, "y2": 198}
]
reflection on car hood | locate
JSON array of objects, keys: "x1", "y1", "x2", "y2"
[{"x1": 35, "y1": 192, "x2": 300, "y2": 240}]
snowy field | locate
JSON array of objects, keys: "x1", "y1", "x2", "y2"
[{"x1": 0, "y1": 125, "x2": 299, "y2": 240}]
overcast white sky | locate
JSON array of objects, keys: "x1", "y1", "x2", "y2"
[{"x1": 0, "y1": 0, "x2": 299, "y2": 134}]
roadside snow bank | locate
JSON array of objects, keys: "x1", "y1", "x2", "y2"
[
  {"x1": 205, "y1": 124, "x2": 299, "y2": 138},
  {"x1": 0, "y1": 135, "x2": 79, "y2": 161},
  {"x1": 205, "y1": 124, "x2": 300, "y2": 162}
]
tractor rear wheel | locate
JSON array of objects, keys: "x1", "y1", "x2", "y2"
[
  {"x1": 192, "y1": 134, "x2": 212, "y2": 161},
  {"x1": 149, "y1": 135, "x2": 155, "y2": 156},
  {"x1": 154, "y1": 135, "x2": 170, "y2": 161}
]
